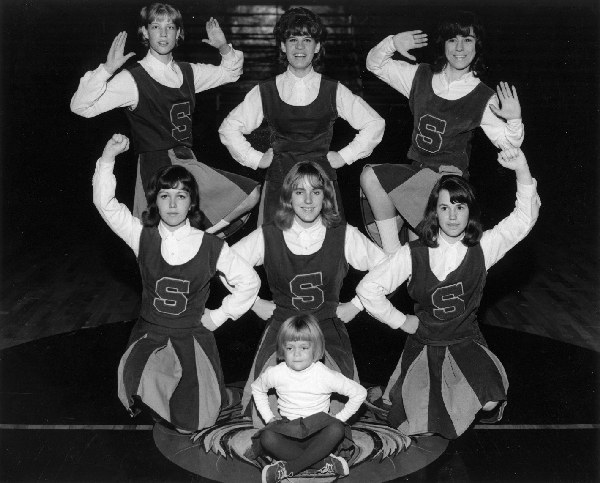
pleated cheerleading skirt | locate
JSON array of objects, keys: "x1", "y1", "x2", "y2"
[
  {"x1": 384, "y1": 336, "x2": 508, "y2": 439},
  {"x1": 361, "y1": 161, "x2": 463, "y2": 246},
  {"x1": 134, "y1": 147, "x2": 259, "y2": 237},
  {"x1": 117, "y1": 318, "x2": 227, "y2": 432}
]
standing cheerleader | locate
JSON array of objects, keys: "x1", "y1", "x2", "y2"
[
  {"x1": 73, "y1": 3, "x2": 260, "y2": 235},
  {"x1": 357, "y1": 148, "x2": 540, "y2": 438},
  {"x1": 93, "y1": 133, "x2": 260, "y2": 432},
  {"x1": 361, "y1": 11, "x2": 524, "y2": 253},
  {"x1": 219, "y1": 6, "x2": 384, "y2": 225}
]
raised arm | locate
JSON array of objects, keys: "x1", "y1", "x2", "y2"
[
  {"x1": 365, "y1": 34, "x2": 422, "y2": 98},
  {"x1": 92, "y1": 134, "x2": 143, "y2": 253},
  {"x1": 481, "y1": 148, "x2": 540, "y2": 269},
  {"x1": 70, "y1": 32, "x2": 138, "y2": 117},
  {"x1": 481, "y1": 83, "x2": 524, "y2": 149},
  {"x1": 191, "y1": 18, "x2": 244, "y2": 92}
]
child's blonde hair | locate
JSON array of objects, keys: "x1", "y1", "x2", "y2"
[{"x1": 276, "y1": 314, "x2": 325, "y2": 361}]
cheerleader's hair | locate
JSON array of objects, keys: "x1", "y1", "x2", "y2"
[
  {"x1": 138, "y1": 3, "x2": 184, "y2": 47},
  {"x1": 432, "y1": 10, "x2": 486, "y2": 77},
  {"x1": 142, "y1": 165, "x2": 204, "y2": 229},
  {"x1": 276, "y1": 313, "x2": 325, "y2": 362},
  {"x1": 417, "y1": 175, "x2": 482, "y2": 247},
  {"x1": 274, "y1": 161, "x2": 341, "y2": 230},
  {"x1": 274, "y1": 7, "x2": 326, "y2": 70}
]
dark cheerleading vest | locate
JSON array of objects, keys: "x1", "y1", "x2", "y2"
[
  {"x1": 125, "y1": 62, "x2": 196, "y2": 155},
  {"x1": 262, "y1": 223, "x2": 348, "y2": 322},
  {"x1": 259, "y1": 76, "x2": 338, "y2": 183},
  {"x1": 407, "y1": 240, "x2": 487, "y2": 345},
  {"x1": 138, "y1": 227, "x2": 223, "y2": 329},
  {"x1": 407, "y1": 64, "x2": 494, "y2": 176}
]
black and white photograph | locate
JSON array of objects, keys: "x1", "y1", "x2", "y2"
[{"x1": 1, "y1": 0, "x2": 598, "y2": 481}]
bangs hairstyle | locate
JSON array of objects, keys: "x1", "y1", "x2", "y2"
[
  {"x1": 274, "y1": 161, "x2": 341, "y2": 230},
  {"x1": 138, "y1": 3, "x2": 184, "y2": 47},
  {"x1": 417, "y1": 175, "x2": 482, "y2": 247},
  {"x1": 274, "y1": 7, "x2": 326, "y2": 71},
  {"x1": 142, "y1": 165, "x2": 204, "y2": 229},
  {"x1": 432, "y1": 11, "x2": 486, "y2": 77},
  {"x1": 276, "y1": 313, "x2": 325, "y2": 361}
]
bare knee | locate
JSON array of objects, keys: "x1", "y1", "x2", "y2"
[
  {"x1": 360, "y1": 166, "x2": 380, "y2": 194},
  {"x1": 246, "y1": 185, "x2": 261, "y2": 209}
]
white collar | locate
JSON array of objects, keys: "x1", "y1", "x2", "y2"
[
  {"x1": 283, "y1": 66, "x2": 318, "y2": 84},
  {"x1": 441, "y1": 66, "x2": 476, "y2": 85},
  {"x1": 437, "y1": 231, "x2": 466, "y2": 248},
  {"x1": 144, "y1": 50, "x2": 176, "y2": 71},
  {"x1": 159, "y1": 218, "x2": 191, "y2": 240},
  {"x1": 290, "y1": 217, "x2": 324, "y2": 235}
]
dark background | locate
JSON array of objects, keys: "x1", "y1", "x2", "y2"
[
  {"x1": 2, "y1": 0, "x2": 598, "y2": 249},
  {"x1": 0, "y1": 1, "x2": 598, "y2": 481},
  {"x1": 2, "y1": 0, "x2": 599, "y2": 381}
]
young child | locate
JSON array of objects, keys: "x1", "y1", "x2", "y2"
[
  {"x1": 230, "y1": 161, "x2": 386, "y2": 424},
  {"x1": 357, "y1": 147, "x2": 540, "y2": 439},
  {"x1": 93, "y1": 133, "x2": 260, "y2": 433},
  {"x1": 72, "y1": 3, "x2": 259, "y2": 235},
  {"x1": 219, "y1": 6, "x2": 385, "y2": 225},
  {"x1": 360, "y1": 10, "x2": 524, "y2": 253},
  {"x1": 251, "y1": 314, "x2": 367, "y2": 482}
]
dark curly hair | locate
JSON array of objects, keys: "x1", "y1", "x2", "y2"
[
  {"x1": 417, "y1": 175, "x2": 482, "y2": 247},
  {"x1": 142, "y1": 165, "x2": 204, "y2": 229},
  {"x1": 431, "y1": 11, "x2": 486, "y2": 77},
  {"x1": 274, "y1": 7, "x2": 326, "y2": 71}
]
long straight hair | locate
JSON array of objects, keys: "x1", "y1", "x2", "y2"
[{"x1": 274, "y1": 161, "x2": 341, "y2": 230}]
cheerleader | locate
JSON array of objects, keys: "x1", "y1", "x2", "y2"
[
  {"x1": 93, "y1": 133, "x2": 260, "y2": 432},
  {"x1": 357, "y1": 148, "x2": 540, "y2": 438}
]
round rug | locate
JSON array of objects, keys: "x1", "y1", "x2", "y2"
[{"x1": 154, "y1": 392, "x2": 448, "y2": 483}]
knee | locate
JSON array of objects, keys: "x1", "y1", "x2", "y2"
[
  {"x1": 260, "y1": 429, "x2": 279, "y2": 449},
  {"x1": 248, "y1": 185, "x2": 262, "y2": 207},
  {"x1": 482, "y1": 401, "x2": 499, "y2": 411},
  {"x1": 360, "y1": 166, "x2": 379, "y2": 193},
  {"x1": 323, "y1": 419, "x2": 345, "y2": 441}
]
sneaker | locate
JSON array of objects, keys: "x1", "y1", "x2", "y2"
[
  {"x1": 262, "y1": 461, "x2": 292, "y2": 483},
  {"x1": 478, "y1": 401, "x2": 506, "y2": 424},
  {"x1": 319, "y1": 454, "x2": 349, "y2": 477}
]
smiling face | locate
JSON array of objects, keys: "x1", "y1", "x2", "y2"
[
  {"x1": 283, "y1": 339, "x2": 315, "y2": 372},
  {"x1": 290, "y1": 176, "x2": 324, "y2": 228},
  {"x1": 281, "y1": 35, "x2": 320, "y2": 77},
  {"x1": 142, "y1": 16, "x2": 180, "y2": 62},
  {"x1": 156, "y1": 183, "x2": 191, "y2": 231},
  {"x1": 436, "y1": 189, "x2": 470, "y2": 243},
  {"x1": 444, "y1": 27, "x2": 476, "y2": 76}
]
